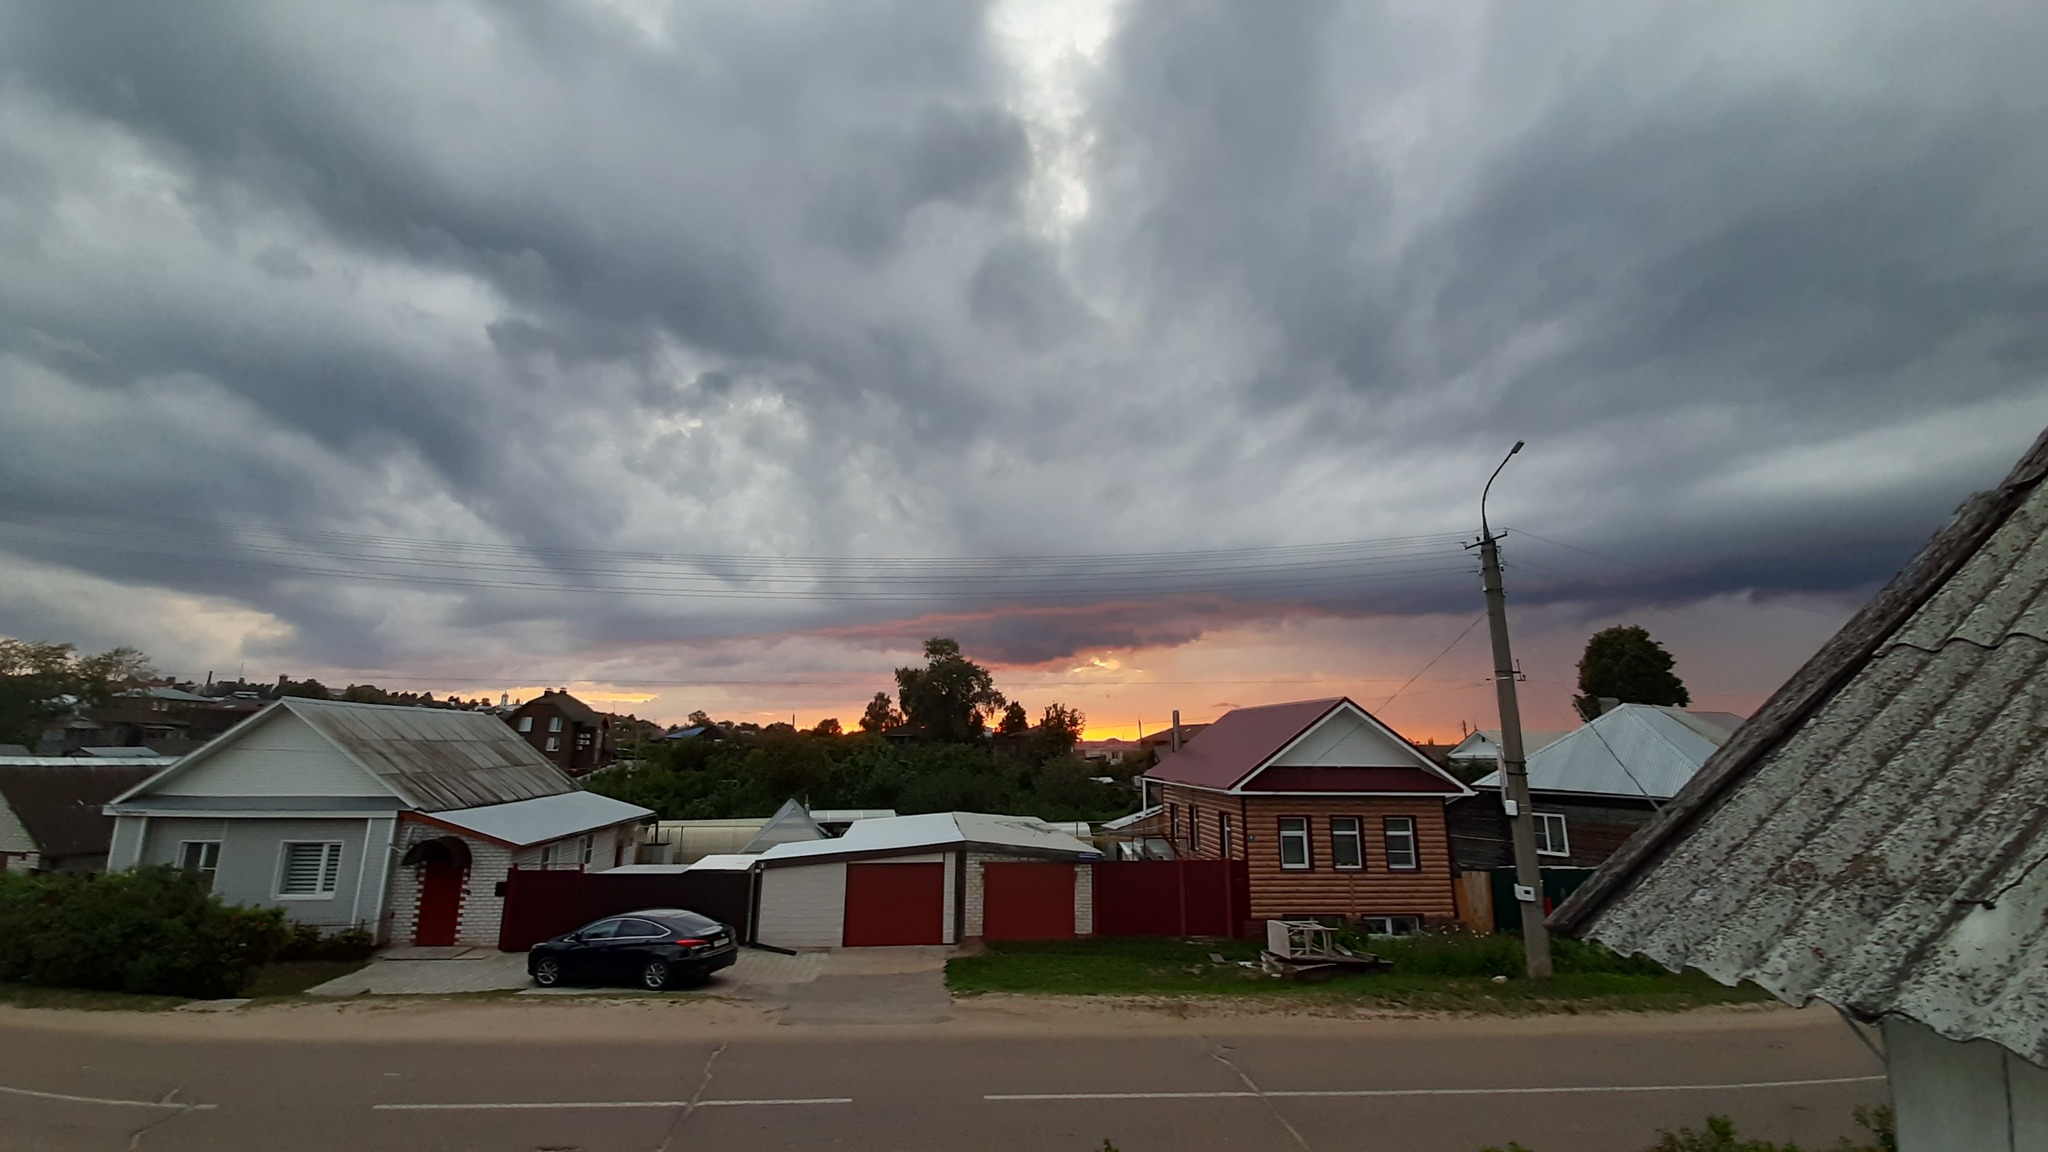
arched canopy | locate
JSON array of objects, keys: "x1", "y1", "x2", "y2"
[{"x1": 400, "y1": 835, "x2": 472, "y2": 868}]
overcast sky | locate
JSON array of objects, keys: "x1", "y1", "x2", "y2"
[{"x1": 2, "y1": 0, "x2": 2044, "y2": 738}]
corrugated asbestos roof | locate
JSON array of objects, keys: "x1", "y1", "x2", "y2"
[
  {"x1": 739, "y1": 798, "x2": 829, "y2": 854},
  {"x1": 1472, "y1": 706, "x2": 1734, "y2": 799},
  {"x1": 282, "y1": 698, "x2": 575, "y2": 811},
  {"x1": 1558, "y1": 427, "x2": 2048, "y2": 1066},
  {"x1": 0, "y1": 764, "x2": 160, "y2": 859},
  {"x1": 418, "y1": 791, "x2": 651, "y2": 848}
]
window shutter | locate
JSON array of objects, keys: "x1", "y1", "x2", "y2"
[{"x1": 282, "y1": 842, "x2": 343, "y2": 895}]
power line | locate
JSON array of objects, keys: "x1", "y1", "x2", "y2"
[{"x1": 1377, "y1": 613, "x2": 1488, "y2": 712}]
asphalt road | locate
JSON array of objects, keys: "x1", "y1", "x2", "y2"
[{"x1": 0, "y1": 1010, "x2": 1886, "y2": 1152}]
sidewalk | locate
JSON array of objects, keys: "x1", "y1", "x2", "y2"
[{"x1": 306, "y1": 947, "x2": 532, "y2": 996}]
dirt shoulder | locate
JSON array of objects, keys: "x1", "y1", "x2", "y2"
[{"x1": 0, "y1": 988, "x2": 1813, "y2": 1045}]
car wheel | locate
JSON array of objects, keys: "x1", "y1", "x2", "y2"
[
  {"x1": 641, "y1": 960, "x2": 670, "y2": 991},
  {"x1": 533, "y1": 957, "x2": 562, "y2": 987}
]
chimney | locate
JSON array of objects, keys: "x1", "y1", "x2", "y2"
[{"x1": 1170, "y1": 710, "x2": 1182, "y2": 753}]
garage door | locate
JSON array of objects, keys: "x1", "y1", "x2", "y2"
[
  {"x1": 842, "y1": 862, "x2": 946, "y2": 946},
  {"x1": 982, "y1": 862, "x2": 1076, "y2": 941}
]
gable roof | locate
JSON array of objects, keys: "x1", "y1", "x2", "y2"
[
  {"x1": 1446, "y1": 729, "x2": 1573, "y2": 760},
  {"x1": 516, "y1": 689, "x2": 603, "y2": 726},
  {"x1": 1472, "y1": 705, "x2": 1736, "y2": 800},
  {"x1": 739, "y1": 798, "x2": 829, "y2": 854},
  {"x1": 117, "y1": 698, "x2": 576, "y2": 812},
  {"x1": 1144, "y1": 697, "x2": 1467, "y2": 795},
  {"x1": 1554, "y1": 426, "x2": 2048, "y2": 1064},
  {"x1": 0, "y1": 764, "x2": 160, "y2": 859}
]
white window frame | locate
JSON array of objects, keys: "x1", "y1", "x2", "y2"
[
  {"x1": 1278, "y1": 816, "x2": 1311, "y2": 870},
  {"x1": 276, "y1": 841, "x2": 344, "y2": 900},
  {"x1": 1535, "y1": 812, "x2": 1571, "y2": 858},
  {"x1": 544, "y1": 735, "x2": 561, "y2": 752},
  {"x1": 178, "y1": 840, "x2": 221, "y2": 888},
  {"x1": 1218, "y1": 812, "x2": 1233, "y2": 858},
  {"x1": 1188, "y1": 810, "x2": 1201, "y2": 853},
  {"x1": 580, "y1": 835, "x2": 594, "y2": 866},
  {"x1": 549, "y1": 716, "x2": 563, "y2": 733},
  {"x1": 517, "y1": 716, "x2": 534, "y2": 733},
  {"x1": 1382, "y1": 816, "x2": 1419, "y2": 871},
  {"x1": 1329, "y1": 816, "x2": 1364, "y2": 871},
  {"x1": 1360, "y1": 915, "x2": 1422, "y2": 936}
]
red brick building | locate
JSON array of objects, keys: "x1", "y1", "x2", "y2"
[
  {"x1": 1144, "y1": 697, "x2": 1471, "y2": 931},
  {"x1": 506, "y1": 690, "x2": 615, "y2": 776}
]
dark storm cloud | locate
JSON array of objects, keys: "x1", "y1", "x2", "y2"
[{"x1": 1, "y1": 0, "x2": 2045, "y2": 677}]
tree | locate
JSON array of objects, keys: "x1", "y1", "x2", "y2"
[
  {"x1": 0, "y1": 639, "x2": 158, "y2": 748},
  {"x1": 810, "y1": 717, "x2": 843, "y2": 737},
  {"x1": 892, "y1": 637, "x2": 1006, "y2": 743},
  {"x1": 1035, "y1": 702, "x2": 1085, "y2": 758},
  {"x1": 274, "y1": 677, "x2": 332, "y2": 700},
  {"x1": 997, "y1": 701, "x2": 1030, "y2": 736},
  {"x1": 858, "y1": 692, "x2": 903, "y2": 734},
  {"x1": 1575, "y1": 625, "x2": 1690, "y2": 720},
  {"x1": 686, "y1": 710, "x2": 717, "y2": 729}
]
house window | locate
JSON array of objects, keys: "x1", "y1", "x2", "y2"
[
  {"x1": 1218, "y1": 813, "x2": 1233, "y2": 858},
  {"x1": 1535, "y1": 812, "x2": 1570, "y2": 858},
  {"x1": 545, "y1": 736, "x2": 561, "y2": 752},
  {"x1": 1168, "y1": 804, "x2": 1180, "y2": 842},
  {"x1": 517, "y1": 716, "x2": 534, "y2": 733},
  {"x1": 539, "y1": 844, "x2": 553, "y2": 866},
  {"x1": 1188, "y1": 810, "x2": 1201, "y2": 853},
  {"x1": 1330, "y1": 817, "x2": 1364, "y2": 870},
  {"x1": 549, "y1": 717, "x2": 563, "y2": 733},
  {"x1": 178, "y1": 841, "x2": 220, "y2": 888},
  {"x1": 1278, "y1": 817, "x2": 1311, "y2": 870},
  {"x1": 1359, "y1": 915, "x2": 1422, "y2": 936},
  {"x1": 278, "y1": 842, "x2": 343, "y2": 898},
  {"x1": 580, "y1": 835, "x2": 594, "y2": 866},
  {"x1": 1383, "y1": 817, "x2": 1419, "y2": 871}
]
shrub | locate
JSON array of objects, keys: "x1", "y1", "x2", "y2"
[
  {"x1": 0, "y1": 867, "x2": 288, "y2": 999},
  {"x1": 273, "y1": 922, "x2": 377, "y2": 963},
  {"x1": 1348, "y1": 928, "x2": 1667, "y2": 977}
]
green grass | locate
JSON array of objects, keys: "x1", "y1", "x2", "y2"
[
  {"x1": 946, "y1": 936, "x2": 1771, "y2": 1013},
  {"x1": 242, "y1": 960, "x2": 368, "y2": 999}
]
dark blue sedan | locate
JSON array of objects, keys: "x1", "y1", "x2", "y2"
[{"x1": 527, "y1": 908, "x2": 738, "y2": 991}]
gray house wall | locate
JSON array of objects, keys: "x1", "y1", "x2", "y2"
[{"x1": 138, "y1": 816, "x2": 393, "y2": 931}]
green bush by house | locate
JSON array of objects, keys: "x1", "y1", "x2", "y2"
[{"x1": 0, "y1": 866, "x2": 291, "y2": 998}]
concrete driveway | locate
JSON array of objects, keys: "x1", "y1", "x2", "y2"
[{"x1": 307, "y1": 944, "x2": 955, "y2": 1017}]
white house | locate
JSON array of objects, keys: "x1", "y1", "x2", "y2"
[
  {"x1": 106, "y1": 698, "x2": 651, "y2": 947},
  {"x1": 1554, "y1": 427, "x2": 2048, "y2": 1151}
]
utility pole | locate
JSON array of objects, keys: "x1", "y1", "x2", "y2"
[{"x1": 1476, "y1": 441, "x2": 1553, "y2": 979}]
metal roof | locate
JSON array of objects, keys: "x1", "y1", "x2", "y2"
[
  {"x1": 0, "y1": 755, "x2": 175, "y2": 768},
  {"x1": 226, "y1": 698, "x2": 574, "y2": 811},
  {"x1": 738, "y1": 798, "x2": 828, "y2": 854},
  {"x1": 1446, "y1": 729, "x2": 1573, "y2": 760},
  {"x1": 416, "y1": 791, "x2": 652, "y2": 848},
  {"x1": 1472, "y1": 706, "x2": 1735, "y2": 799},
  {"x1": 1557, "y1": 426, "x2": 2048, "y2": 1066},
  {"x1": 1100, "y1": 805, "x2": 1162, "y2": 831},
  {"x1": 0, "y1": 764, "x2": 160, "y2": 859},
  {"x1": 1145, "y1": 699, "x2": 1340, "y2": 789},
  {"x1": 758, "y1": 811, "x2": 1099, "y2": 865}
]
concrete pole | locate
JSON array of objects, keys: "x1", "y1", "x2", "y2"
[{"x1": 1477, "y1": 441, "x2": 1552, "y2": 980}]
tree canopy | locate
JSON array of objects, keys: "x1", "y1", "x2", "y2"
[
  {"x1": 0, "y1": 639, "x2": 155, "y2": 748},
  {"x1": 1575, "y1": 625, "x2": 1690, "y2": 719},
  {"x1": 858, "y1": 692, "x2": 903, "y2": 734},
  {"x1": 893, "y1": 637, "x2": 1006, "y2": 742}
]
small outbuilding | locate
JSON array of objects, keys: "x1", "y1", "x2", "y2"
[{"x1": 753, "y1": 812, "x2": 1102, "y2": 949}]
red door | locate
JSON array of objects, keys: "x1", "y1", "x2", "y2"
[
  {"x1": 415, "y1": 858, "x2": 463, "y2": 946},
  {"x1": 982, "y1": 862, "x2": 1076, "y2": 941},
  {"x1": 842, "y1": 862, "x2": 945, "y2": 946}
]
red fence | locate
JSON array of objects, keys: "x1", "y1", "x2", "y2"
[
  {"x1": 498, "y1": 868, "x2": 754, "y2": 952},
  {"x1": 1092, "y1": 859, "x2": 1250, "y2": 938}
]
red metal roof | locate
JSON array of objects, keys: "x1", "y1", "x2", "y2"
[
  {"x1": 1242, "y1": 766, "x2": 1464, "y2": 794},
  {"x1": 1143, "y1": 698, "x2": 1342, "y2": 790}
]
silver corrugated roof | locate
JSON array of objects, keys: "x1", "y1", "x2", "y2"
[
  {"x1": 1560, "y1": 428, "x2": 2048, "y2": 1066},
  {"x1": 1472, "y1": 706, "x2": 1731, "y2": 799},
  {"x1": 285, "y1": 698, "x2": 575, "y2": 811},
  {"x1": 422, "y1": 791, "x2": 650, "y2": 847}
]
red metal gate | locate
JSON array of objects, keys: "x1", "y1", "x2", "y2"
[
  {"x1": 497, "y1": 868, "x2": 755, "y2": 951},
  {"x1": 1092, "y1": 859, "x2": 1250, "y2": 938},
  {"x1": 982, "y1": 862, "x2": 1076, "y2": 941},
  {"x1": 842, "y1": 862, "x2": 945, "y2": 946}
]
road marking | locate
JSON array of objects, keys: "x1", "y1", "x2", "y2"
[
  {"x1": 0, "y1": 1084, "x2": 219, "y2": 1110},
  {"x1": 373, "y1": 1097, "x2": 852, "y2": 1111},
  {"x1": 985, "y1": 1075, "x2": 1887, "y2": 1102}
]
